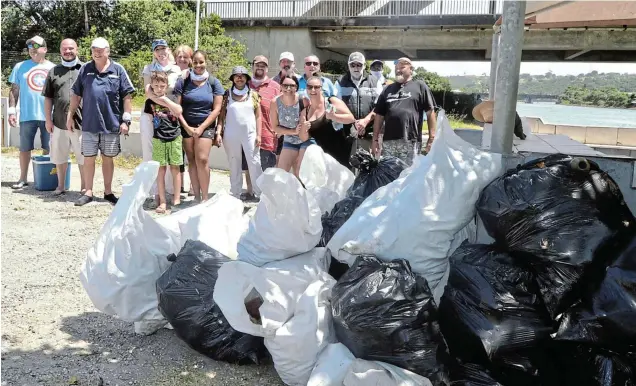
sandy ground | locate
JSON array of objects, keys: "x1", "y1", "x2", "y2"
[{"x1": 1, "y1": 154, "x2": 283, "y2": 386}]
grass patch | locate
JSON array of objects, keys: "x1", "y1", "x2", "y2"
[
  {"x1": 446, "y1": 114, "x2": 481, "y2": 130},
  {"x1": 1, "y1": 147, "x2": 142, "y2": 169}
]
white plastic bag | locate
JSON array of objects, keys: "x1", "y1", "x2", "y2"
[
  {"x1": 265, "y1": 275, "x2": 336, "y2": 385},
  {"x1": 327, "y1": 111, "x2": 502, "y2": 293},
  {"x1": 80, "y1": 162, "x2": 179, "y2": 322},
  {"x1": 237, "y1": 168, "x2": 322, "y2": 266},
  {"x1": 343, "y1": 359, "x2": 433, "y2": 386},
  {"x1": 308, "y1": 343, "x2": 356, "y2": 386},
  {"x1": 300, "y1": 144, "x2": 355, "y2": 215}
]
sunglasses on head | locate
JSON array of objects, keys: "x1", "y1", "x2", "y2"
[
  {"x1": 307, "y1": 85, "x2": 322, "y2": 91},
  {"x1": 27, "y1": 43, "x2": 43, "y2": 49},
  {"x1": 305, "y1": 61, "x2": 319, "y2": 66},
  {"x1": 282, "y1": 84, "x2": 297, "y2": 90}
]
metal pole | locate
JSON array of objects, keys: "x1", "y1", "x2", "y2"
[
  {"x1": 488, "y1": 29, "x2": 500, "y2": 99},
  {"x1": 491, "y1": 0, "x2": 526, "y2": 155},
  {"x1": 194, "y1": 0, "x2": 201, "y2": 50}
]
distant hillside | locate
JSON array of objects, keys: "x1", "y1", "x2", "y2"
[{"x1": 448, "y1": 71, "x2": 636, "y2": 96}]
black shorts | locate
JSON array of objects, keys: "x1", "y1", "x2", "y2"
[{"x1": 242, "y1": 148, "x2": 277, "y2": 171}]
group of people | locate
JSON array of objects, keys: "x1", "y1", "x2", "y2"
[{"x1": 8, "y1": 34, "x2": 438, "y2": 211}]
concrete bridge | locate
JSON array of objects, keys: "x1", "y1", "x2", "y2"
[{"x1": 205, "y1": 0, "x2": 636, "y2": 64}]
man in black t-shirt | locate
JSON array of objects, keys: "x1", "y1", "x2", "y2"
[{"x1": 372, "y1": 57, "x2": 437, "y2": 165}]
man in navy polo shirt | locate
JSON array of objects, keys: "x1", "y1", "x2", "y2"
[{"x1": 67, "y1": 37, "x2": 135, "y2": 206}]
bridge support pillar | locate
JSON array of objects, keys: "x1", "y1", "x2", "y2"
[
  {"x1": 491, "y1": 0, "x2": 526, "y2": 155},
  {"x1": 488, "y1": 30, "x2": 500, "y2": 99}
]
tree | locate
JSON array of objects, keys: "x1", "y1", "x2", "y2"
[{"x1": 412, "y1": 67, "x2": 452, "y2": 92}]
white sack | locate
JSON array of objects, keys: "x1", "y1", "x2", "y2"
[
  {"x1": 237, "y1": 168, "x2": 322, "y2": 266},
  {"x1": 343, "y1": 359, "x2": 433, "y2": 386},
  {"x1": 327, "y1": 111, "x2": 502, "y2": 293},
  {"x1": 265, "y1": 275, "x2": 336, "y2": 385},
  {"x1": 80, "y1": 162, "x2": 179, "y2": 322},
  {"x1": 213, "y1": 248, "x2": 330, "y2": 338},
  {"x1": 308, "y1": 343, "x2": 356, "y2": 386},
  {"x1": 300, "y1": 144, "x2": 355, "y2": 215}
]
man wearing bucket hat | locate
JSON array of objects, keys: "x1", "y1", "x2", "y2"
[
  {"x1": 8, "y1": 35, "x2": 55, "y2": 189},
  {"x1": 372, "y1": 57, "x2": 437, "y2": 165},
  {"x1": 472, "y1": 100, "x2": 527, "y2": 140},
  {"x1": 68, "y1": 37, "x2": 135, "y2": 206},
  {"x1": 216, "y1": 66, "x2": 263, "y2": 199}
]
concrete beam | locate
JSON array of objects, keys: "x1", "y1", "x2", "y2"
[
  {"x1": 314, "y1": 29, "x2": 636, "y2": 51},
  {"x1": 398, "y1": 48, "x2": 418, "y2": 59},
  {"x1": 564, "y1": 49, "x2": 591, "y2": 60}
]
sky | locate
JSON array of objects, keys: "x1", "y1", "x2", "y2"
[{"x1": 384, "y1": 61, "x2": 636, "y2": 77}]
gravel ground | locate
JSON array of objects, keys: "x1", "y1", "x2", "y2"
[{"x1": 1, "y1": 155, "x2": 283, "y2": 386}]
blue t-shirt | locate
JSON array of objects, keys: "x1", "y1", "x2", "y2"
[
  {"x1": 173, "y1": 76, "x2": 224, "y2": 126},
  {"x1": 9, "y1": 59, "x2": 55, "y2": 122},
  {"x1": 71, "y1": 60, "x2": 135, "y2": 134},
  {"x1": 298, "y1": 75, "x2": 338, "y2": 100}
]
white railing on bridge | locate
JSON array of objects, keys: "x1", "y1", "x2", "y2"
[{"x1": 204, "y1": 0, "x2": 503, "y2": 20}]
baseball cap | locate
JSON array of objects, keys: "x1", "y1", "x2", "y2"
[
  {"x1": 279, "y1": 52, "x2": 294, "y2": 62},
  {"x1": 348, "y1": 52, "x2": 365, "y2": 64},
  {"x1": 152, "y1": 39, "x2": 168, "y2": 51},
  {"x1": 91, "y1": 37, "x2": 110, "y2": 49},
  {"x1": 26, "y1": 36, "x2": 46, "y2": 47},
  {"x1": 253, "y1": 55, "x2": 269, "y2": 66},
  {"x1": 395, "y1": 57, "x2": 413, "y2": 66},
  {"x1": 370, "y1": 59, "x2": 383, "y2": 67}
]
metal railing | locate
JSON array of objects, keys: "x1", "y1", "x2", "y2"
[{"x1": 205, "y1": 0, "x2": 503, "y2": 20}]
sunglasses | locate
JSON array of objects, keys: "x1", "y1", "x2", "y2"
[
  {"x1": 27, "y1": 43, "x2": 43, "y2": 49},
  {"x1": 306, "y1": 85, "x2": 322, "y2": 91},
  {"x1": 305, "y1": 61, "x2": 319, "y2": 66},
  {"x1": 282, "y1": 84, "x2": 297, "y2": 90},
  {"x1": 349, "y1": 63, "x2": 363, "y2": 68}
]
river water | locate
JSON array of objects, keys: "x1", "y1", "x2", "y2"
[{"x1": 516, "y1": 102, "x2": 636, "y2": 129}]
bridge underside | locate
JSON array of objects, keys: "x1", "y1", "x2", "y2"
[{"x1": 314, "y1": 28, "x2": 636, "y2": 62}]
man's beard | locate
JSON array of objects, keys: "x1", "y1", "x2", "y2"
[
  {"x1": 254, "y1": 69, "x2": 265, "y2": 79},
  {"x1": 350, "y1": 70, "x2": 362, "y2": 80},
  {"x1": 396, "y1": 72, "x2": 407, "y2": 83}
]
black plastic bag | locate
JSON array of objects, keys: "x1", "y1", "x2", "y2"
[
  {"x1": 476, "y1": 154, "x2": 635, "y2": 317},
  {"x1": 331, "y1": 255, "x2": 448, "y2": 384},
  {"x1": 319, "y1": 149, "x2": 407, "y2": 248},
  {"x1": 439, "y1": 244, "x2": 555, "y2": 385},
  {"x1": 555, "y1": 236, "x2": 636, "y2": 350},
  {"x1": 448, "y1": 359, "x2": 503, "y2": 386},
  {"x1": 156, "y1": 240, "x2": 267, "y2": 365},
  {"x1": 555, "y1": 344, "x2": 636, "y2": 386}
]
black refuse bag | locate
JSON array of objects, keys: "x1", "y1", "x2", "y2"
[
  {"x1": 439, "y1": 244, "x2": 556, "y2": 385},
  {"x1": 476, "y1": 154, "x2": 636, "y2": 318},
  {"x1": 156, "y1": 240, "x2": 267, "y2": 365},
  {"x1": 555, "y1": 344, "x2": 636, "y2": 386},
  {"x1": 555, "y1": 236, "x2": 636, "y2": 350},
  {"x1": 331, "y1": 255, "x2": 449, "y2": 385},
  {"x1": 319, "y1": 149, "x2": 407, "y2": 248},
  {"x1": 448, "y1": 359, "x2": 503, "y2": 386}
]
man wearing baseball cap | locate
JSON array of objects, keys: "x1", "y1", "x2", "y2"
[
  {"x1": 272, "y1": 51, "x2": 299, "y2": 85},
  {"x1": 8, "y1": 35, "x2": 55, "y2": 189},
  {"x1": 68, "y1": 37, "x2": 135, "y2": 206},
  {"x1": 372, "y1": 57, "x2": 437, "y2": 165},
  {"x1": 335, "y1": 52, "x2": 384, "y2": 149},
  {"x1": 370, "y1": 59, "x2": 387, "y2": 86}
]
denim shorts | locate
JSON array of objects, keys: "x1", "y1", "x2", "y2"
[
  {"x1": 19, "y1": 120, "x2": 50, "y2": 152},
  {"x1": 282, "y1": 138, "x2": 316, "y2": 151}
]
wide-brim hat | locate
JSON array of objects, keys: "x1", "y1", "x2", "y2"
[
  {"x1": 229, "y1": 66, "x2": 251, "y2": 82},
  {"x1": 472, "y1": 100, "x2": 494, "y2": 123}
]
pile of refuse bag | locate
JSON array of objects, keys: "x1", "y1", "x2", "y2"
[{"x1": 80, "y1": 110, "x2": 635, "y2": 386}]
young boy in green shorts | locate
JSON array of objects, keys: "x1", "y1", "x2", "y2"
[{"x1": 144, "y1": 71, "x2": 183, "y2": 213}]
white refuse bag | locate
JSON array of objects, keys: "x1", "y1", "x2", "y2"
[
  {"x1": 327, "y1": 111, "x2": 502, "y2": 293},
  {"x1": 80, "y1": 162, "x2": 180, "y2": 323},
  {"x1": 264, "y1": 275, "x2": 336, "y2": 385},
  {"x1": 308, "y1": 343, "x2": 356, "y2": 386},
  {"x1": 237, "y1": 168, "x2": 323, "y2": 266},
  {"x1": 343, "y1": 359, "x2": 433, "y2": 386},
  {"x1": 300, "y1": 144, "x2": 355, "y2": 215}
]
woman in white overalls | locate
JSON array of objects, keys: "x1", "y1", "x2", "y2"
[{"x1": 216, "y1": 66, "x2": 263, "y2": 199}]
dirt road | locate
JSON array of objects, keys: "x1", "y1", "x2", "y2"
[{"x1": 1, "y1": 155, "x2": 282, "y2": 386}]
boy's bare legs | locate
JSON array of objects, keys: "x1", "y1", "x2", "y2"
[
  {"x1": 156, "y1": 166, "x2": 167, "y2": 213},
  {"x1": 171, "y1": 165, "x2": 181, "y2": 206}
]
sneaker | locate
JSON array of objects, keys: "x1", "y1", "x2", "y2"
[
  {"x1": 11, "y1": 181, "x2": 27, "y2": 189},
  {"x1": 75, "y1": 195, "x2": 93, "y2": 206},
  {"x1": 104, "y1": 193, "x2": 118, "y2": 205}
]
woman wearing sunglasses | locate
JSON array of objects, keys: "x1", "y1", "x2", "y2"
[
  {"x1": 299, "y1": 76, "x2": 356, "y2": 168},
  {"x1": 269, "y1": 75, "x2": 312, "y2": 177}
]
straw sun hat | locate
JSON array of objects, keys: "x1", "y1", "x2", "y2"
[{"x1": 472, "y1": 100, "x2": 494, "y2": 123}]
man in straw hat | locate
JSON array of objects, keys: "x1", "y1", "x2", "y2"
[
  {"x1": 371, "y1": 57, "x2": 437, "y2": 165},
  {"x1": 472, "y1": 100, "x2": 527, "y2": 140}
]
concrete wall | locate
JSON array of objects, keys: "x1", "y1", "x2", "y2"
[{"x1": 225, "y1": 27, "x2": 347, "y2": 74}]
